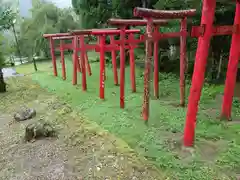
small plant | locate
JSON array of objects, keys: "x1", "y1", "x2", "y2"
[{"x1": 232, "y1": 97, "x2": 240, "y2": 109}]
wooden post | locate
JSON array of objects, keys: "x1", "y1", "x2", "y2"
[
  {"x1": 221, "y1": 1, "x2": 240, "y2": 120},
  {"x1": 180, "y1": 17, "x2": 187, "y2": 106},
  {"x1": 99, "y1": 35, "x2": 106, "y2": 99},
  {"x1": 153, "y1": 26, "x2": 159, "y2": 99},
  {"x1": 72, "y1": 36, "x2": 78, "y2": 85},
  {"x1": 79, "y1": 35, "x2": 87, "y2": 91},
  {"x1": 183, "y1": 0, "x2": 216, "y2": 147},
  {"x1": 129, "y1": 33, "x2": 136, "y2": 92},
  {"x1": 49, "y1": 37, "x2": 57, "y2": 76},
  {"x1": 110, "y1": 35, "x2": 119, "y2": 85},
  {"x1": 60, "y1": 40, "x2": 66, "y2": 80},
  {"x1": 85, "y1": 53, "x2": 92, "y2": 76},
  {"x1": 120, "y1": 27, "x2": 126, "y2": 108},
  {"x1": 142, "y1": 18, "x2": 153, "y2": 121}
]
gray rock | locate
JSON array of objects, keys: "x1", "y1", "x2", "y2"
[
  {"x1": 25, "y1": 119, "x2": 56, "y2": 142},
  {"x1": 14, "y1": 108, "x2": 36, "y2": 121}
]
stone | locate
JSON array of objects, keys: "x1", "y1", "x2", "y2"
[
  {"x1": 25, "y1": 119, "x2": 57, "y2": 142},
  {"x1": 14, "y1": 108, "x2": 36, "y2": 121}
]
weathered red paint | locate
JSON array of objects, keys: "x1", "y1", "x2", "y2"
[
  {"x1": 191, "y1": 25, "x2": 240, "y2": 37},
  {"x1": 133, "y1": 7, "x2": 196, "y2": 19},
  {"x1": 78, "y1": 56, "x2": 82, "y2": 73},
  {"x1": 183, "y1": 0, "x2": 216, "y2": 147},
  {"x1": 70, "y1": 31, "x2": 93, "y2": 81},
  {"x1": 152, "y1": 32, "x2": 188, "y2": 39},
  {"x1": 49, "y1": 37, "x2": 57, "y2": 76},
  {"x1": 142, "y1": 18, "x2": 153, "y2": 121},
  {"x1": 43, "y1": 33, "x2": 72, "y2": 38},
  {"x1": 88, "y1": 29, "x2": 141, "y2": 101},
  {"x1": 120, "y1": 27, "x2": 126, "y2": 108},
  {"x1": 153, "y1": 26, "x2": 159, "y2": 98},
  {"x1": 91, "y1": 29, "x2": 140, "y2": 35},
  {"x1": 69, "y1": 30, "x2": 93, "y2": 35},
  {"x1": 60, "y1": 40, "x2": 66, "y2": 80},
  {"x1": 72, "y1": 36, "x2": 78, "y2": 85},
  {"x1": 180, "y1": 17, "x2": 187, "y2": 107},
  {"x1": 110, "y1": 35, "x2": 119, "y2": 85},
  {"x1": 113, "y1": 38, "x2": 144, "y2": 44},
  {"x1": 107, "y1": 18, "x2": 169, "y2": 96},
  {"x1": 70, "y1": 28, "x2": 141, "y2": 102},
  {"x1": 107, "y1": 18, "x2": 168, "y2": 26},
  {"x1": 99, "y1": 35, "x2": 105, "y2": 99},
  {"x1": 55, "y1": 43, "x2": 73, "y2": 50},
  {"x1": 52, "y1": 36, "x2": 74, "y2": 40},
  {"x1": 95, "y1": 44, "x2": 138, "y2": 52},
  {"x1": 221, "y1": 1, "x2": 240, "y2": 120},
  {"x1": 79, "y1": 35, "x2": 87, "y2": 91},
  {"x1": 76, "y1": 38, "x2": 81, "y2": 73},
  {"x1": 75, "y1": 44, "x2": 96, "y2": 52},
  {"x1": 85, "y1": 53, "x2": 92, "y2": 76},
  {"x1": 44, "y1": 33, "x2": 93, "y2": 83},
  {"x1": 129, "y1": 33, "x2": 136, "y2": 93},
  {"x1": 133, "y1": 9, "x2": 196, "y2": 118}
]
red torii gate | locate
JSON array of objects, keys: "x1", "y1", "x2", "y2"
[
  {"x1": 107, "y1": 18, "x2": 198, "y2": 105},
  {"x1": 134, "y1": 0, "x2": 240, "y2": 147},
  {"x1": 133, "y1": 7, "x2": 196, "y2": 121},
  {"x1": 185, "y1": 0, "x2": 240, "y2": 147},
  {"x1": 107, "y1": 19, "x2": 169, "y2": 97},
  {"x1": 43, "y1": 33, "x2": 91, "y2": 81},
  {"x1": 53, "y1": 36, "x2": 72, "y2": 80},
  {"x1": 70, "y1": 28, "x2": 141, "y2": 106}
]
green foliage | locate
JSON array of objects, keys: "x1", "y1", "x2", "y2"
[
  {"x1": 71, "y1": 0, "x2": 237, "y2": 82},
  {"x1": 232, "y1": 97, "x2": 240, "y2": 109},
  {"x1": 0, "y1": 49, "x2": 4, "y2": 67},
  {"x1": 18, "y1": 0, "x2": 79, "y2": 57},
  {"x1": 0, "y1": 1, "x2": 16, "y2": 31},
  {"x1": 71, "y1": 0, "x2": 143, "y2": 29},
  {"x1": 0, "y1": 0, "x2": 17, "y2": 68}
]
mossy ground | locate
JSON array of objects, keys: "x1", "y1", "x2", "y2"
[
  {"x1": 15, "y1": 52, "x2": 240, "y2": 179},
  {"x1": 0, "y1": 76, "x2": 162, "y2": 179}
]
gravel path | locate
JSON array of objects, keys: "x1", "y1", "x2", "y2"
[{"x1": 0, "y1": 77, "x2": 162, "y2": 180}]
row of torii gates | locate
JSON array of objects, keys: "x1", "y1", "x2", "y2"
[{"x1": 43, "y1": 0, "x2": 240, "y2": 147}]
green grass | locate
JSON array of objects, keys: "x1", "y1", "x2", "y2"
[{"x1": 16, "y1": 52, "x2": 240, "y2": 179}]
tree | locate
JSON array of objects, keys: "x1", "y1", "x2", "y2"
[
  {"x1": 0, "y1": 0, "x2": 16, "y2": 92},
  {"x1": 154, "y1": 0, "x2": 236, "y2": 80},
  {"x1": 72, "y1": 0, "x2": 236, "y2": 81},
  {"x1": 71, "y1": 0, "x2": 151, "y2": 29},
  {"x1": 18, "y1": 0, "x2": 79, "y2": 58}
]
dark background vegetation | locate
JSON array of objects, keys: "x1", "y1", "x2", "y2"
[{"x1": 0, "y1": 0, "x2": 239, "y2": 91}]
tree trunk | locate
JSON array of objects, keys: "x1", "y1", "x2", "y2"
[
  {"x1": 0, "y1": 68, "x2": 6, "y2": 93},
  {"x1": 217, "y1": 53, "x2": 223, "y2": 79},
  {"x1": 33, "y1": 58, "x2": 38, "y2": 72},
  {"x1": 211, "y1": 51, "x2": 219, "y2": 80},
  {"x1": 141, "y1": 0, "x2": 147, "y2": 7}
]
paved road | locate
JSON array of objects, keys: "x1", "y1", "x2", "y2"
[{"x1": 2, "y1": 67, "x2": 24, "y2": 78}]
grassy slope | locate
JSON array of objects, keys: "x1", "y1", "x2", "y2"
[{"x1": 17, "y1": 53, "x2": 240, "y2": 180}]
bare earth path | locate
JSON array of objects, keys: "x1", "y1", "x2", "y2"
[{"x1": 0, "y1": 77, "x2": 162, "y2": 180}]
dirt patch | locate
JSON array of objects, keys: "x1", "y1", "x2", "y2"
[
  {"x1": 168, "y1": 102, "x2": 185, "y2": 108},
  {"x1": 162, "y1": 132, "x2": 194, "y2": 162},
  {"x1": 204, "y1": 108, "x2": 220, "y2": 119},
  {"x1": 0, "y1": 77, "x2": 163, "y2": 180},
  {"x1": 195, "y1": 139, "x2": 227, "y2": 162},
  {"x1": 227, "y1": 119, "x2": 240, "y2": 125},
  {"x1": 162, "y1": 131, "x2": 226, "y2": 164}
]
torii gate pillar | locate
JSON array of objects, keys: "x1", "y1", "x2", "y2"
[{"x1": 183, "y1": 0, "x2": 216, "y2": 147}]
